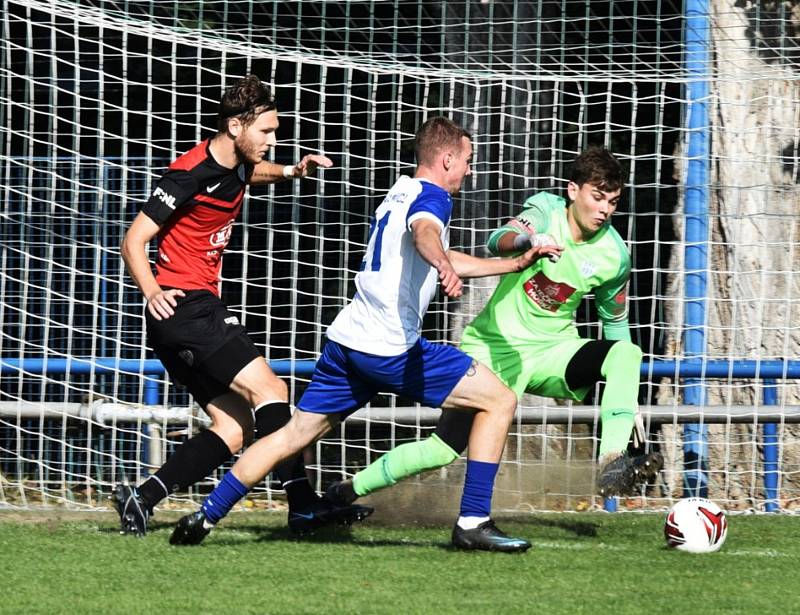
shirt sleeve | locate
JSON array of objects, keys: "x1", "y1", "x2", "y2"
[
  {"x1": 487, "y1": 192, "x2": 563, "y2": 255},
  {"x1": 141, "y1": 170, "x2": 199, "y2": 225},
  {"x1": 595, "y1": 252, "x2": 632, "y2": 342},
  {"x1": 406, "y1": 192, "x2": 451, "y2": 230}
]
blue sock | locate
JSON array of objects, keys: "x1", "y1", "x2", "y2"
[
  {"x1": 201, "y1": 472, "x2": 249, "y2": 524},
  {"x1": 459, "y1": 460, "x2": 499, "y2": 518}
]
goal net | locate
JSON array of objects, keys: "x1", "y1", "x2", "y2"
[{"x1": 2, "y1": 0, "x2": 799, "y2": 514}]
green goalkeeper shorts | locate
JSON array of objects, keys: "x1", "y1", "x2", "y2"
[{"x1": 459, "y1": 334, "x2": 592, "y2": 400}]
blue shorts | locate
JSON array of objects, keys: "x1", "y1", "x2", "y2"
[{"x1": 297, "y1": 337, "x2": 474, "y2": 415}]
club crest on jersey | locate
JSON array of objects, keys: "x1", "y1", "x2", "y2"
[
  {"x1": 580, "y1": 260, "x2": 596, "y2": 278},
  {"x1": 523, "y1": 271, "x2": 576, "y2": 312},
  {"x1": 209, "y1": 221, "x2": 234, "y2": 248}
]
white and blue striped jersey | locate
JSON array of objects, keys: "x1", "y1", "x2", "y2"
[{"x1": 327, "y1": 175, "x2": 453, "y2": 356}]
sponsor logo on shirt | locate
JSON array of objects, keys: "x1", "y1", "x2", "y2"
[
  {"x1": 209, "y1": 221, "x2": 234, "y2": 248},
  {"x1": 581, "y1": 260, "x2": 596, "y2": 277},
  {"x1": 206, "y1": 181, "x2": 222, "y2": 193},
  {"x1": 224, "y1": 316, "x2": 240, "y2": 326},
  {"x1": 153, "y1": 186, "x2": 176, "y2": 209},
  {"x1": 523, "y1": 271, "x2": 576, "y2": 312},
  {"x1": 387, "y1": 192, "x2": 408, "y2": 204}
]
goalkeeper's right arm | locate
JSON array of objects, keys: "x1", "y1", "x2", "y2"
[{"x1": 487, "y1": 194, "x2": 562, "y2": 259}]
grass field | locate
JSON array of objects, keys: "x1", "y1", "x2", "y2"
[{"x1": 1, "y1": 509, "x2": 797, "y2": 614}]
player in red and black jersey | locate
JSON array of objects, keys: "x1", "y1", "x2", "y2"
[{"x1": 115, "y1": 74, "x2": 372, "y2": 536}]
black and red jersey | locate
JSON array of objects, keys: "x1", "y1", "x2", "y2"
[{"x1": 141, "y1": 140, "x2": 254, "y2": 296}]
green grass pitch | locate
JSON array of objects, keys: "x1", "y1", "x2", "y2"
[{"x1": 1, "y1": 510, "x2": 796, "y2": 614}]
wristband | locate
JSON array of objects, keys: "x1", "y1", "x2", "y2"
[{"x1": 283, "y1": 165, "x2": 295, "y2": 178}]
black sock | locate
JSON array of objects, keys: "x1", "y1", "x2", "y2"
[
  {"x1": 138, "y1": 429, "x2": 232, "y2": 510},
  {"x1": 254, "y1": 401, "x2": 319, "y2": 510}
]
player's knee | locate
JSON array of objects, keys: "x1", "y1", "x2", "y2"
[
  {"x1": 272, "y1": 377, "x2": 289, "y2": 400},
  {"x1": 499, "y1": 385, "x2": 518, "y2": 415},
  {"x1": 212, "y1": 423, "x2": 247, "y2": 454},
  {"x1": 232, "y1": 362, "x2": 289, "y2": 408},
  {"x1": 206, "y1": 395, "x2": 254, "y2": 451},
  {"x1": 248, "y1": 378, "x2": 288, "y2": 408},
  {"x1": 285, "y1": 411, "x2": 332, "y2": 449},
  {"x1": 482, "y1": 385, "x2": 517, "y2": 420}
]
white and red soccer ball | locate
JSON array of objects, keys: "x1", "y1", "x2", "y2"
[{"x1": 664, "y1": 497, "x2": 728, "y2": 553}]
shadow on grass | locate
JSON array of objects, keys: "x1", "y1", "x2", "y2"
[
  {"x1": 99, "y1": 515, "x2": 599, "y2": 549},
  {"x1": 187, "y1": 524, "x2": 446, "y2": 550},
  {"x1": 97, "y1": 519, "x2": 178, "y2": 535},
  {"x1": 518, "y1": 517, "x2": 599, "y2": 538}
]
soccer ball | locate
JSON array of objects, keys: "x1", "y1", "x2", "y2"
[{"x1": 664, "y1": 497, "x2": 728, "y2": 553}]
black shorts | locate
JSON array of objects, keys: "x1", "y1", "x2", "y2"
[{"x1": 145, "y1": 289, "x2": 262, "y2": 408}]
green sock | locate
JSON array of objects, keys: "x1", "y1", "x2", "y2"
[
  {"x1": 598, "y1": 341, "x2": 642, "y2": 457},
  {"x1": 353, "y1": 433, "x2": 460, "y2": 497}
]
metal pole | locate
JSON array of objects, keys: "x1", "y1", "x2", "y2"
[
  {"x1": 763, "y1": 380, "x2": 779, "y2": 512},
  {"x1": 682, "y1": 0, "x2": 711, "y2": 498}
]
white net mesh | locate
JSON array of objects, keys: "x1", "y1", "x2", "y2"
[{"x1": 1, "y1": 0, "x2": 799, "y2": 513}]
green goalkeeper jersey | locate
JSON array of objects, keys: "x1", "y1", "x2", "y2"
[{"x1": 463, "y1": 191, "x2": 631, "y2": 346}]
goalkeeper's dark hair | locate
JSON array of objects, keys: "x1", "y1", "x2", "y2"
[
  {"x1": 217, "y1": 74, "x2": 276, "y2": 132},
  {"x1": 414, "y1": 117, "x2": 471, "y2": 167},
  {"x1": 570, "y1": 146, "x2": 624, "y2": 193}
]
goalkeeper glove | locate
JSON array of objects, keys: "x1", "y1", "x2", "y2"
[{"x1": 512, "y1": 232, "x2": 561, "y2": 262}]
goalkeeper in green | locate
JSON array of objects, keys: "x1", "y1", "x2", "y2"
[{"x1": 327, "y1": 146, "x2": 662, "y2": 516}]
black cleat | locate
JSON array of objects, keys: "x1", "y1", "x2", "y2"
[
  {"x1": 110, "y1": 484, "x2": 150, "y2": 537},
  {"x1": 451, "y1": 519, "x2": 531, "y2": 553},
  {"x1": 288, "y1": 494, "x2": 374, "y2": 536},
  {"x1": 170, "y1": 511, "x2": 212, "y2": 546},
  {"x1": 325, "y1": 479, "x2": 358, "y2": 507},
  {"x1": 597, "y1": 451, "x2": 664, "y2": 497}
]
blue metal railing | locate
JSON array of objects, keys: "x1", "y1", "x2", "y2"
[
  {"x1": 4, "y1": 357, "x2": 798, "y2": 379},
  {"x1": 2, "y1": 356, "x2": 797, "y2": 510}
]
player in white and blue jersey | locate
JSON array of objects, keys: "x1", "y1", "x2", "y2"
[{"x1": 170, "y1": 117, "x2": 561, "y2": 552}]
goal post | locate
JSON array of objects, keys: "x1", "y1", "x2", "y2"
[{"x1": 2, "y1": 0, "x2": 799, "y2": 513}]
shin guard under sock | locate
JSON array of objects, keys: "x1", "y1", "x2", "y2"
[
  {"x1": 139, "y1": 429, "x2": 231, "y2": 510},
  {"x1": 458, "y1": 459, "x2": 499, "y2": 519},
  {"x1": 352, "y1": 434, "x2": 459, "y2": 497},
  {"x1": 598, "y1": 341, "x2": 642, "y2": 457}
]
